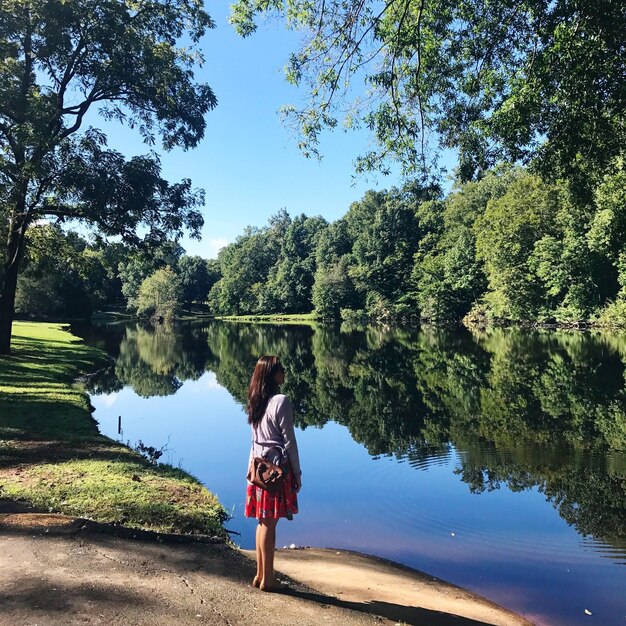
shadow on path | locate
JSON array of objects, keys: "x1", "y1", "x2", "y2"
[
  {"x1": 283, "y1": 587, "x2": 505, "y2": 626},
  {"x1": 0, "y1": 512, "x2": 520, "y2": 626}
]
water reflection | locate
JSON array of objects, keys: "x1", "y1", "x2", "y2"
[{"x1": 78, "y1": 321, "x2": 626, "y2": 557}]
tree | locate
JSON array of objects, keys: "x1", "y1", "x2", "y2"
[
  {"x1": 412, "y1": 169, "x2": 518, "y2": 321},
  {"x1": 178, "y1": 255, "x2": 213, "y2": 311},
  {"x1": 265, "y1": 214, "x2": 328, "y2": 312},
  {"x1": 588, "y1": 160, "x2": 626, "y2": 325},
  {"x1": 312, "y1": 219, "x2": 358, "y2": 318},
  {"x1": 474, "y1": 173, "x2": 563, "y2": 320},
  {"x1": 230, "y1": 0, "x2": 625, "y2": 187},
  {"x1": 0, "y1": 0, "x2": 216, "y2": 353},
  {"x1": 210, "y1": 227, "x2": 280, "y2": 315},
  {"x1": 312, "y1": 255, "x2": 356, "y2": 318},
  {"x1": 15, "y1": 225, "x2": 91, "y2": 318},
  {"x1": 14, "y1": 224, "x2": 116, "y2": 318},
  {"x1": 339, "y1": 183, "x2": 434, "y2": 319},
  {"x1": 136, "y1": 266, "x2": 181, "y2": 322},
  {"x1": 118, "y1": 241, "x2": 184, "y2": 311}
]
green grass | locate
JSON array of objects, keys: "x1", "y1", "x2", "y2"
[
  {"x1": 0, "y1": 322, "x2": 227, "y2": 536},
  {"x1": 215, "y1": 312, "x2": 319, "y2": 325}
]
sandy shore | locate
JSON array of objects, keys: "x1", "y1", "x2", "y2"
[
  {"x1": 0, "y1": 511, "x2": 532, "y2": 626},
  {"x1": 266, "y1": 547, "x2": 532, "y2": 626}
]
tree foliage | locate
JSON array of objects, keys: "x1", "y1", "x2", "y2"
[
  {"x1": 0, "y1": 0, "x2": 215, "y2": 352},
  {"x1": 178, "y1": 255, "x2": 216, "y2": 310},
  {"x1": 230, "y1": 0, "x2": 625, "y2": 188},
  {"x1": 208, "y1": 211, "x2": 327, "y2": 315},
  {"x1": 136, "y1": 266, "x2": 181, "y2": 322},
  {"x1": 118, "y1": 241, "x2": 184, "y2": 311},
  {"x1": 205, "y1": 164, "x2": 626, "y2": 327},
  {"x1": 15, "y1": 224, "x2": 124, "y2": 318}
]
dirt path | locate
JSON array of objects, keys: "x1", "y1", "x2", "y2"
[{"x1": 0, "y1": 512, "x2": 532, "y2": 626}]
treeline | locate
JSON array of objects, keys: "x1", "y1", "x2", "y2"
[
  {"x1": 19, "y1": 161, "x2": 625, "y2": 327},
  {"x1": 210, "y1": 163, "x2": 626, "y2": 326},
  {"x1": 15, "y1": 225, "x2": 219, "y2": 321}
]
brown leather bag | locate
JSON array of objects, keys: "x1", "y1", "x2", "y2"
[{"x1": 247, "y1": 455, "x2": 285, "y2": 495}]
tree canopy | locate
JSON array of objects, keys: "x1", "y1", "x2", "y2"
[
  {"x1": 206, "y1": 163, "x2": 626, "y2": 327},
  {"x1": 230, "y1": 0, "x2": 625, "y2": 187},
  {"x1": 0, "y1": 0, "x2": 216, "y2": 352}
]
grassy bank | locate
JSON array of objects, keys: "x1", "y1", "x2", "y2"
[
  {"x1": 215, "y1": 312, "x2": 318, "y2": 325},
  {"x1": 0, "y1": 322, "x2": 227, "y2": 536}
]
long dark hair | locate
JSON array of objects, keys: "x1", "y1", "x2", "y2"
[{"x1": 247, "y1": 355, "x2": 283, "y2": 425}]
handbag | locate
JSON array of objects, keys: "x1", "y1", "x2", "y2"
[{"x1": 247, "y1": 436, "x2": 286, "y2": 495}]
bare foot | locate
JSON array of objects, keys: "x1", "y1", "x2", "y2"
[
  {"x1": 252, "y1": 576, "x2": 261, "y2": 588},
  {"x1": 260, "y1": 578, "x2": 282, "y2": 592}
]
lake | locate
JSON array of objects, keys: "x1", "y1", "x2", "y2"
[{"x1": 73, "y1": 320, "x2": 626, "y2": 626}]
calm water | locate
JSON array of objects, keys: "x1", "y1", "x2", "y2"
[{"x1": 73, "y1": 321, "x2": 626, "y2": 626}]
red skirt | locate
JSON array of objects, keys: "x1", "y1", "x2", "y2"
[{"x1": 245, "y1": 463, "x2": 299, "y2": 520}]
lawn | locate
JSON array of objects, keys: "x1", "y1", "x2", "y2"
[{"x1": 0, "y1": 322, "x2": 227, "y2": 536}]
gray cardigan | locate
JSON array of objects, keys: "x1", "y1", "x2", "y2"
[{"x1": 248, "y1": 394, "x2": 302, "y2": 476}]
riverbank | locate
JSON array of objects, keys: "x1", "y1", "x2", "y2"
[
  {"x1": 213, "y1": 310, "x2": 626, "y2": 331},
  {"x1": 0, "y1": 508, "x2": 532, "y2": 626},
  {"x1": 214, "y1": 312, "x2": 318, "y2": 324},
  {"x1": 0, "y1": 321, "x2": 534, "y2": 625},
  {"x1": 0, "y1": 321, "x2": 226, "y2": 536}
]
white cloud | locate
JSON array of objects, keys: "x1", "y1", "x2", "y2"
[
  {"x1": 206, "y1": 237, "x2": 229, "y2": 258},
  {"x1": 184, "y1": 372, "x2": 224, "y2": 393},
  {"x1": 205, "y1": 372, "x2": 223, "y2": 390}
]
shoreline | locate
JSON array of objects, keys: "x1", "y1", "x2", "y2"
[
  {"x1": 0, "y1": 508, "x2": 533, "y2": 626},
  {"x1": 0, "y1": 321, "x2": 227, "y2": 537},
  {"x1": 267, "y1": 546, "x2": 534, "y2": 626},
  {"x1": 1, "y1": 320, "x2": 533, "y2": 624}
]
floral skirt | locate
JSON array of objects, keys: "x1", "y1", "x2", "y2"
[{"x1": 245, "y1": 463, "x2": 299, "y2": 520}]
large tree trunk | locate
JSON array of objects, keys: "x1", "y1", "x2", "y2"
[{"x1": 0, "y1": 211, "x2": 28, "y2": 355}]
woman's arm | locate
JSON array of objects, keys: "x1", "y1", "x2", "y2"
[{"x1": 276, "y1": 396, "x2": 302, "y2": 482}]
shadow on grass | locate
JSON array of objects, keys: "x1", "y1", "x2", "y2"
[{"x1": 0, "y1": 438, "x2": 136, "y2": 469}]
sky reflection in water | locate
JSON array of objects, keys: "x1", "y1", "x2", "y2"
[{"x1": 77, "y1": 321, "x2": 626, "y2": 626}]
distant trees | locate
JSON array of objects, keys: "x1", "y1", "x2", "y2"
[
  {"x1": 264, "y1": 214, "x2": 328, "y2": 313},
  {"x1": 209, "y1": 211, "x2": 327, "y2": 315},
  {"x1": 179, "y1": 256, "x2": 217, "y2": 312},
  {"x1": 311, "y1": 219, "x2": 356, "y2": 318},
  {"x1": 0, "y1": 0, "x2": 216, "y2": 353},
  {"x1": 15, "y1": 225, "x2": 121, "y2": 318},
  {"x1": 14, "y1": 227, "x2": 220, "y2": 321},
  {"x1": 207, "y1": 163, "x2": 626, "y2": 328},
  {"x1": 118, "y1": 242, "x2": 185, "y2": 311},
  {"x1": 137, "y1": 267, "x2": 181, "y2": 323},
  {"x1": 24, "y1": 161, "x2": 623, "y2": 329},
  {"x1": 16, "y1": 226, "x2": 93, "y2": 318}
]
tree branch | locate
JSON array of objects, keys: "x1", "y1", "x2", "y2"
[
  {"x1": 323, "y1": 0, "x2": 399, "y2": 111},
  {"x1": 389, "y1": 0, "x2": 415, "y2": 151},
  {"x1": 0, "y1": 122, "x2": 21, "y2": 168}
]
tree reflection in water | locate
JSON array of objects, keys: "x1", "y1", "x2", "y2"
[{"x1": 81, "y1": 320, "x2": 626, "y2": 554}]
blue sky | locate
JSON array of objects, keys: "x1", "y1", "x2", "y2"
[{"x1": 89, "y1": 2, "x2": 452, "y2": 258}]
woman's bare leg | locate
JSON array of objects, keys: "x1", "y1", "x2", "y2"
[
  {"x1": 253, "y1": 522, "x2": 263, "y2": 586},
  {"x1": 258, "y1": 517, "x2": 278, "y2": 590}
]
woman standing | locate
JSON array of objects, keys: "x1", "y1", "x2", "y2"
[{"x1": 245, "y1": 355, "x2": 302, "y2": 592}]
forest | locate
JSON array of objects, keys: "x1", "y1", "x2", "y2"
[
  {"x1": 2, "y1": 0, "x2": 624, "y2": 343},
  {"x1": 18, "y1": 162, "x2": 626, "y2": 327}
]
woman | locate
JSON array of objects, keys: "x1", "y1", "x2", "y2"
[{"x1": 245, "y1": 355, "x2": 302, "y2": 592}]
